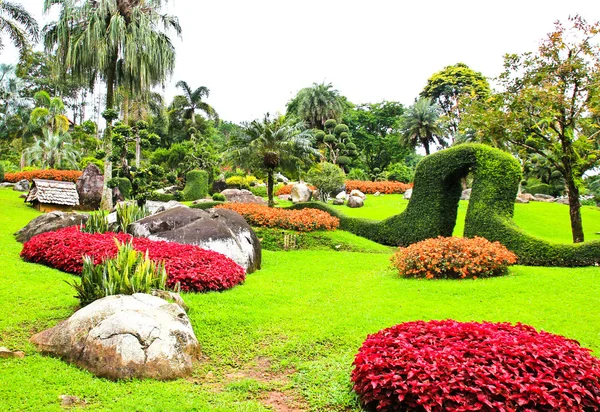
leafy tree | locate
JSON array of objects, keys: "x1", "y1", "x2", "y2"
[
  {"x1": 0, "y1": 1, "x2": 39, "y2": 59},
  {"x1": 226, "y1": 114, "x2": 319, "y2": 206},
  {"x1": 24, "y1": 129, "x2": 78, "y2": 169},
  {"x1": 421, "y1": 63, "x2": 490, "y2": 138},
  {"x1": 175, "y1": 80, "x2": 218, "y2": 124},
  {"x1": 307, "y1": 162, "x2": 346, "y2": 202},
  {"x1": 28, "y1": 91, "x2": 70, "y2": 135},
  {"x1": 400, "y1": 98, "x2": 446, "y2": 155},
  {"x1": 287, "y1": 82, "x2": 344, "y2": 129}
]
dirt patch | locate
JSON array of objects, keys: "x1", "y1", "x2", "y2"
[{"x1": 262, "y1": 390, "x2": 306, "y2": 412}]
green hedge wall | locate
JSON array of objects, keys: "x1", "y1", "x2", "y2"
[
  {"x1": 290, "y1": 144, "x2": 600, "y2": 267},
  {"x1": 183, "y1": 170, "x2": 209, "y2": 201}
]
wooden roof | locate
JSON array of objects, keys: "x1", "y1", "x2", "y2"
[{"x1": 26, "y1": 179, "x2": 80, "y2": 207}]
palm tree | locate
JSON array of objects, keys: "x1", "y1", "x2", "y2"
[
  {"x1": 0, "y1": 1, "x2": 39, "y2": 59},
  {"x1": 400, "y1": 98, "x2": 446, "y2": 155},
  {"x1": 290, "y1": 82, "x2": 344, "y2": 129},
  {"x1": 43, "y1": 0, "x2": 181, "y2": 210},
  {"x1": 28, "y1": 91, "x2": 70, "y2": 135},
  {"x1": 227, "y1": 114, "x2": 319, "y2": 207},
  {"x1": 24, "y1": 128, "x2": 78, "y2": 169},
  {"x1": 176, "y1": 80, "x2": 218, "y2": 124}
]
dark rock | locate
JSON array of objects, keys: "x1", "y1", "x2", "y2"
[
  {"x1": 347, "y1": 196, "x2": 364, "y2": 208},
  {"x1": 15, "y1": 211, "x2": 89, "y2": 243},
  {"x1": 221, "y1": 189, "x2": 267, "y2": 205},
  {"x1": 129, "y1": 206, "x2": 261, "y2": 273},
  {"x1": 76, "y1": 164, "x2": 104, "y2": 210},
  {"x1": 211, "y1": 179, "x2": 227, "y2": 194},
  {"x1": 112, "y1": 186, "x2": 124, "y2": 204}
]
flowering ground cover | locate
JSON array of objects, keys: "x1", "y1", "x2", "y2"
[{"x1": 4, "y1": 169, "x2": 82, "y2": 183}]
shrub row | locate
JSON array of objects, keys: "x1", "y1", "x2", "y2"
[
  {"x1": 352, "y1": 320, "x2": 600, "y2": 411},
  {"x1": 4, "y1": 169, "x2": 83, "y2": 183},
  {"x1": 216, "y1": 203, "x2": 339, "y2": 232},
  {"x1": 345, "y1": 180, "x2": 412, "y2": 194},
  {"x1": 275, "y1": 184, "x2": 316, "y2": 196},
  {"x1": 21, "y1": 227, "x2": 245, "y2": 292},
  {"x1": 391, "y1": 236, "x2": 517, "y2": 279}
]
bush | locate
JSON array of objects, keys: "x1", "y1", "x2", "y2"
[
  {"x1": 212, "y1": 193, "x2": 226, "y2": 201},
  {"x1": 67, "y1": 241, "x2": 167, "y2": 306},
  {"x1": 225, "y1": 175, "x2": 249, "y2": 190},
  {"x1": 386, "y1": 162, "x2": 414, "y2": 183},
  {"x1": 352, "y1": 320, "x2": 600, "y2": 411},
  {"x1": 306, "y1": 163, "x2": 346, "y2": 201},
  {"x1": 391, "y1": 236, "x2": 517, "y2": 279},
  {"x1": 183, "y1": 170, "x2": 209, "y2": 201},
  {"x1": 0, "y1": 162, "x2": 3, "y2": 182},
  {"x1": 345, "y1": 180, "x2": 412, "y2": 194},
  {"x1": 249, "y1": 185, "x2": 267, "y2": 198},
  {"x1": 21, "y1": 227, "x2": 246, "y2": 292},
  {"x1": 346, "y1": 168, "x2": 369, "y2": 181},
  {"x1": 4, "y1": 169, "x2": 82, "y2": 183},
  {"x1": 189, "y1": 201, "x2": 224, "y2": 210},
  {"x1": 216, "y1": 203, "x2": 339, "y2": 232},
  {"x1": 79, "y1": 157, "x2": 104, "y2": 173},
  {"x1": 111, "y1": 177, "x2": 132, "y2": 199},
  {"x1": 147, "y1": 192, "x2": 175, "y2": 202},
  {"x1": 525, "y1": 182, "x2": 553, "y2": 196}
]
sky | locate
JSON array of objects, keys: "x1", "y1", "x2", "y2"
[{"x1": 2, "y1": 0, "x2": 600, "y2": 123}]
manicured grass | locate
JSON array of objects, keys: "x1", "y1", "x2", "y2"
[{"x1": 1, "y1": 188, "x2": 600, "y2": 411}]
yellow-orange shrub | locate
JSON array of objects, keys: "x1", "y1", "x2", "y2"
[
  {"x1": 345, "y1": 180, "x2": 412, "y2": 194},
  {"x1": 4, "y1": 170, "x2": 83, "y2": 183}
]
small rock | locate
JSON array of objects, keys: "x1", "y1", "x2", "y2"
[
  {"x1": 0, "y1": 182, "x2": 15, "y2": 187},
  {"x1": 403, "y1": 189, "x2": 413, "y2": 200},
  {"x1": 460, "y1": 188, "x2": 471, "y2": 201},
  {"x1": 555, "y1": 198, "x2": 570, "y2": 205},
  {"x1": 534, "y1": 194, "x2": 554, "y2": 200},
  {"x1": 333, "y1": 198, "x2": 344, "y2": 205},
  {"x1": 277, "y1": 195, "x2": 291, "y2": 201},
  {"x1": 0, "y1": 347, "x2": 25, "y2": 358},
  {"x1": 373, "y1": 191, "x2": 381, "y2": 197},
  {"x1": 515, "y1": 197, "x2": 529, "y2": 204},
  {"x1": 347, "y1": 196, "x2": 364, "y2": 208},
  {"x1": 349, "y1": 189, "x2": 366, "y2": 200},
  {"x1": 19, "y1": 193, "x2": 26, "y2": 199},
  {"x1": 518, "y1": 193, "x2": 535, "y2": 202},
  {"x1": 221, "y1": 189, "x2": 267, "y2": 205},
  {"x1": 335, "y1": 191, "x2": 347, "y2": 200},
  {"x1": 13, "y1": 179, "x2": 30, "y2": 192},
  {"x1": 59, "y1": 395, "x2": 86, "y2": 408}
]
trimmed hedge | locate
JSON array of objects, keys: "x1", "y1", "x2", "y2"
[
  {"x1": 4, "y1": 169, "x2": 82, "y2": 183},
  {"x1": 291, "y1": 144, "x2": 600, "y2": 267},
  {"x1": 189, "y1": 201, "x2": 224, "y2": 210},
  {"x1": 183, "y1": 170, "x2": 209, "y2": 201}
]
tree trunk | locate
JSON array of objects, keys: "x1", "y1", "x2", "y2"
[
  {"x1": 267, "y1": 169, "x2": 274, "y2": 207},
  {"x1": 564, "y1": 172, "x2": 584, "y2": 243},
  {"x1": 99, "y1": 57, "x2": 118, "y2": 211}
]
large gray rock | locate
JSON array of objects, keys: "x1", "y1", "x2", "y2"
[
  {"x1": 403, "y1": 188, "x2": 413, "y2": 200},
  {"x1": 30, "y1": 294, "x2": 199, "y2": 381},
  {"x1": 13, "y1": 179, "x2": 30, "y2": 192},
  {"x1": 76, "y1": 164, "x2": 104, "y2": 210},
  {"x1": 130, "y1": 206, "x2": 261, "y2": 273},
  {"x1": 349, "y1": 189, "x2": 366, "y2": 200},
  {"x1": 291, "y1": 183, "x2": 312, "y2": 203},
  {"x1": 460, "y1": 189, "x2": 472, "y2": 201},
  {"x1": 347, "y1": 196, "x2": 364, "y2": 208},
  {"x1": 221, "y1": 189, "x2": 267, "y2": 205},
  {"x1": 15, "y1": 211, "x2": 89, "y2": 243}
]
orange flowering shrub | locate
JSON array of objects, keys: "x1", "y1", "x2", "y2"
[
  {"x1": 391, "y1": 236, "x2": 517, "y2": 280},
  {"x1": 345, "y1": 180, "x2": 412, "y2": 194},
  {"x1": 217, "y1": 203, "x2": 339, "y2": 231},
  {"x1": 4, "y1": 170, "x2": 83, "y2": 183},
  {"x1": 275, "y1": 184, "x2": 316, "y2": 196}
]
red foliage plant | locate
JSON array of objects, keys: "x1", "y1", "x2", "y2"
[
  {"x1": 216, "y1": 203, "x2": 339, "y2": 232},
  {"x1": 4, "y1": 170, "x2": 83, "y2": 183},
  {"x1": 352, "y1": 320, "x2": 600, "y2": 411},
  {"x1": 20, "y1": 227, "x2": 245, "y2": 292},
  {"x1": 391, "y1": 236, "x2": 517, "y2": 280},
  {"x1": 345, "y1": 180, "x2": 412, "y2": 194}
]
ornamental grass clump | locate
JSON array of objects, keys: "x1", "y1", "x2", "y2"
[
  {"x1": 391, "y1": 236, "x2": 517, "y2": 279},
  {"x1": 67, "y1": 240, "x2": 167, "y2": 306},
  {"x1": 80, "y1": 210, "x2": 109, "y2": 234},
  {"x1": 116, "y1": 202, "x2": 150, "y2": 233},
  {"x1": 352, "y1": 320, "x2": 600, "y2": 411}
]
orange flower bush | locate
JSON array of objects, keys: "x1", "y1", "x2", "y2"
[
  {"x1": 217, "y1": 203, "x2": 339, "y2": 231},
  {"x1": 345, "y1": 180, "x2": 412, "y2": 194},
  {"x1": 275, "y1": 184, "x2": 316, "y2": 196},
  {"x1": 4, "y1": 170, "x2": 83, "y2": 183},
  {"x1": 391, "y1": 236, "x2": 517, "y2": 280}
]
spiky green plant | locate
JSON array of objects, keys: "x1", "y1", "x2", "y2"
[
  {"x1": 116, "y1": 202, "x2": 150, "y2": 233},
  {"x1": 67, "y1": 240, "x2": 167, "y2": 306},
  {"x1": 80, "y1": 210, "x2": 109, "y2": 234}
]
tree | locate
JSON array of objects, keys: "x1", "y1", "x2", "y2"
[
  {"x1": 28, "y1": 91, "x2": 70, "y2": 135},
  {"x1": 0, "y1": 1, "x2": 39, "y2": 59},
  {"x1": 175, "y1": 81, "x2": 218, "y2": 124},
  {"x1": 24, "y1": 128, "x2": 78, "y2": 169},
  {"x1": 313, "y1": 119, "x2": 357, "y2": 168},
  {"x1": 464, "y1": 16, "x2": 600, "y2": 243},
  {"x1": 287, "y1": 82, "x2": 344, "y2": 129},
  {"x1": 44, "y1": 0, "x2": 181, "y2": 210},
  {"x1": 307, "y1": 162, "x2": 346, "y2": 202},
  {"x1": 400, "y1": 98, "x2": 446, "y2": 155},
  {"x1": 226, "y1": 114, "x2": 319, "y2": 206},
  {"x1": 421, "y1": 63, "x2": 490, "y2": 139}
]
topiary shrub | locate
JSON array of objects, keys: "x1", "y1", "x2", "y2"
[
  {"x1": 525, "y1": 182, "x2": 553, "y2": 196},
  {"x1": 79, "y1": 157, "x2": 105, "y2": 173},
  {"x1": 212, "y1": 193, "x2": 226, "y2": 201},
  {"x1": 391, "y1": 236, "x2": 517, "y2": 279},
  {"x1": 111, "y1": 177, "x2": 132, "y2": 199},
  {"x1": 183, "y1": 170, "x2": 209, "y2": 201},
  {"x1": 352, "y1": 320, "x2": 600, "y2": 411}
]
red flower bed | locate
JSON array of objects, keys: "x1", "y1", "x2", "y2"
[
  {"x1": 216, "y1": 203, "x2": 339, "y2": 231},
  {"x1": 391, "y1": 236, "x2": 517, "y2": 279},
  {"x1": 4, "y1": 169, "x2": 83, "y2": 183},
  {"x1": 352, "y1": 320, "x2": 600, "y2": 411},
  {"x1": 275, "y1": 184, "x2": 316, "y2": 196},
  {"x1": 20, "y1": 227, "x2": 245, "y2": 292},
  {"x1": 345, "y1": 180, "x2": 412, "y2": 194}
]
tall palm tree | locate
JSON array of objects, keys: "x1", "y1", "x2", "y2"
[
  {"x1": 24, "y1": 128, "x2": 78, "y2": 169},
  {"x1": 176, "y1": 80, "x2": 218, "y2": 124},
  {"x1": 291, "y1": 82, "x2": 344, "y2": 129},
  {"x1": 43, "y1": 0, "x2": 181, "y2": 210},
  {"x1": 400, "y1": 98, "x2": 446, "y2": 155},
  {"x1": 0, "y1": 1, "x2": 39, "y2": 59},
  {"x1": 227, "y1": 114, "x2": 319, "y2": 207},
  {"x1": 28, "y1": 90, "x2": 70, "y2": 135}
]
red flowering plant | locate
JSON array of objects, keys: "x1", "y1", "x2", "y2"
[
  {"x1": 21, "y1": 227, "x2": 245, "y2": 292},
  {"x1": 391, "y1": 236, "x2": 517, "y2": 280},
  {"x1": 345, "y1": 180, "x2": 412, "y2": 194},
  {"x1": 4, "y1": 170, "x2": 82, "y2": 183},
  {"x1": 216, "y1": 203, "x2": 339, "y2": 232},
  {"x1": 352, "y1": 320, "x2": 600, "y2": 411}
]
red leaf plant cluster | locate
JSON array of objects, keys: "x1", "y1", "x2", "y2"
[
  {"x1": 216, "y1": 203, "x2": 339, "y2": 232},
  {"x1": 391, "y1": 236, "x2": 517, "y2": 280},
  {"x1": 352, "y1": 320, "x2": 600, "y2": 411},
  {"x1": 4, "y1": 170, "x2": 83, "y2": 183},
  {"x1": 20, "y1": 227, "x2": 246, "y2": 292},
  {"x1": 345, "y1": 180, "x2": 412, "y2": 194},
  {"x1": 275, "y1": 184, "x2": 316, "y2": 196}
]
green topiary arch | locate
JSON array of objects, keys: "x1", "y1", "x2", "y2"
[{"x1": 293, "y1": 144, "x2": 600, "y2": 266}]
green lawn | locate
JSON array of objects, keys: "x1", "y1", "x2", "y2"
[{"x1": 1, "y1": 188, "x2": 600, "y2": 411}]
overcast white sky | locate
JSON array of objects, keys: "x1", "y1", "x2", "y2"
[{"x1": 2, "y1": 0, "x2": 599, "y2": 123}]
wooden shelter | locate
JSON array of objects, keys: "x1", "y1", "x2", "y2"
[{"x1": 26, "y1": 179, "x2": 80, "y2": 213}]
